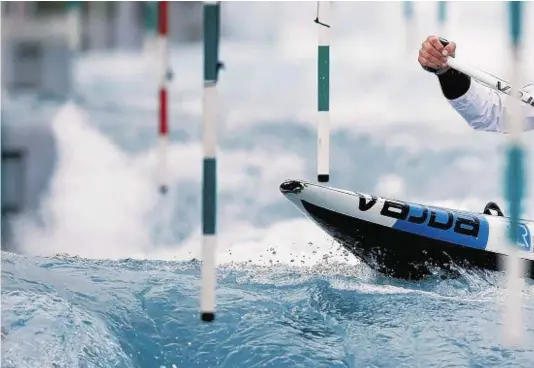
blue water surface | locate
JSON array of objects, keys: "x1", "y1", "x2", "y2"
[{"x1": 3, "y1": 252, "x2": 534, "y2": 368}]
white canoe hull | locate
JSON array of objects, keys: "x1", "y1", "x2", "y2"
[{"x1": 280, "y1": 179, "x2": 534, "y2": 279}]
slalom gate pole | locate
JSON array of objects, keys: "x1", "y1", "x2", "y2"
[
  {"x1": 67, "y1": 1, "x2": 82, "y2": 53},
  {"x1": 315, "y1": 1, "x2": 330, "y2": 183},
  {"x1": 66, "y1": 1, "x2": 81, "y2": 100},
  {"x1": 445, "y1": 3, "x2": 530, "y2": 345},
  {"x1": 143, "y1": 1, "x2": 158, "y2": 53},
  {"x1": 200, "y1": 0, "x2": 222, "y2": 323},
  {"x1": 445, "y1": 58, "x2": 533, "y2": 107},
  {"x1": 158, "y1": 1, "x2": 169, "y2": 195},
  {"x1": 502, "y1": 0, "x2": 526, "y2": 347},
  {"x1": 403, "y1": 1, "x2": 415, "y2": 51},
  {"x1": 437, "y1": 1, "x2": 447, "y2": 36},
  {"x1": 403, "y1": 1, "x2": 413, "y2": 20}
]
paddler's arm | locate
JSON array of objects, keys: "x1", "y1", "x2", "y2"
[{"x1": 438, "y1": 70, "x2": 534, "y2": 133}]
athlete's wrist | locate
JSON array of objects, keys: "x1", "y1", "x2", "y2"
[
  {"x1": 435, "y1": 66, "x2": 450, "y2": 75},
  {"x1": 422, "y1": 64, "x2": 450, "y2": 75},
  {"x1": 437, "y1": 68, "x2": 471, "y2": 100}
]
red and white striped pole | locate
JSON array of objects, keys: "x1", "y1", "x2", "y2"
[{"x1": 158, "y1": 1, "x2": 169, "y2": 195}]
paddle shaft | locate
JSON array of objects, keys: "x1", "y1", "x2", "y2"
[{"x1": 446, "y1": 57, "x2": 533, "y2": 107}]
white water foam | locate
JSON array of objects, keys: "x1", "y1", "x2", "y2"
[{"x1": 13, "y1": 102, "x2": 344, "y2": 266}]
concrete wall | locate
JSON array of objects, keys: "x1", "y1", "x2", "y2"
[{"x1": 1, "y1": 115, "x2": 58, "y2": 252}]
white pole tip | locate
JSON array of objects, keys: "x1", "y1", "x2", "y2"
[{"x1": 201, "y1": 312, "x2": 215, "y2": 322}]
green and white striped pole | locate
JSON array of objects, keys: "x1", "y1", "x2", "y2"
[
  {"x1": 403, "y1": 1, "x2": 415, "y2": 52},
  {"x1": 316, "y1": 1, "x2": 330, "y2": 183},
  {"x1": 437, "y1": 1, "x2": 447, "y2": 36},
  {"x1": 502, "y1": 0, "x2": 526, "y2": 347},
  {"x1": 200, "y1": 1, "x2": 221, "y2": 323},
  {"x1": 143, "y1": 1, "x2": 158, "y2": 54},
  {"x1": 67, "y1": 1, "x2": 82, "y2": 53},
  {"x1": 403, "y1": 1, "x2": 414, "y2": 21},
  {"x1": 66, "y1": 1, "x2": 81, "y2": 99}
]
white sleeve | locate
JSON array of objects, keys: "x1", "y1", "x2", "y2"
[{"x1": 448, "y1": 81, "x2": 534, "y2": 133}]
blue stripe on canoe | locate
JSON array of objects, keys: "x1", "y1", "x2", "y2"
[{"x1": 391, "y1": 204, "x2": 490, "y2": 250}]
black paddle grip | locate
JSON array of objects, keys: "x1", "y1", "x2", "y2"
[{"x1": 422, "y1": 37, "x2": 450, "y2": 74}]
